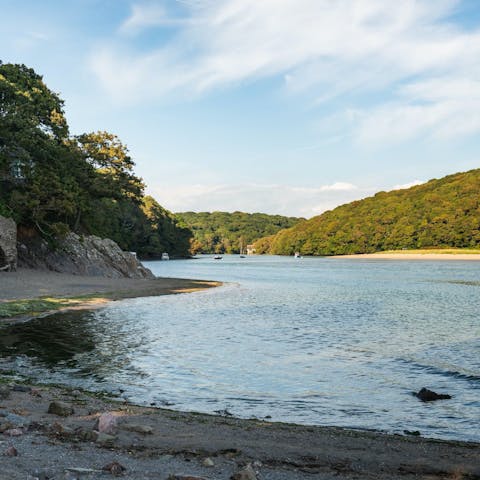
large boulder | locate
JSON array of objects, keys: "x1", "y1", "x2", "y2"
[
  {"x1": 18, "y1": 231, "x2": 154, "y2": 279},
  {"x1": 0, "y1": 216, "x2": 17, "y2": 271}
]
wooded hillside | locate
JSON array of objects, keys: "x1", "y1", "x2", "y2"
[
  {"x1": 254, "y1": 169, "x2": 480, "y2": 255},
  {"x1": 177, "y1": 211, "x2": 302, "y2": 254}
]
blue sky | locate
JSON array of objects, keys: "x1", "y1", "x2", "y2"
[{"x1": 1, "y1": 0, "x2": 479, "y2": 217}]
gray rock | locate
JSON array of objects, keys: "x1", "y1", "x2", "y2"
[
  {"x1": 0, "y1": 386, "x2": 10, "y2": 399},
  {"x1": 18, "y1": 231, "x2": 154, "y2": 279},
  {"x1": 94, "y1": 431, "x2": 116, "y2": 445},
  {"x1": 415, "y1": 387, "x2": 452, "y2": 402},
  {"x1": 121, "y1": 423, "x2": 153, "y2": 434},
  {"x1": 0, "y1": 216, "x2": 17, "y2": 271},
  {"x1": 48, "y1": 401, "x2": 75, "y2": 417},
  {"x1": 231, "y1": 464, "x2": 257, "y2": 480},
  {"x1": 202, "y1": 457, "x2": 215, "y2": 467}
]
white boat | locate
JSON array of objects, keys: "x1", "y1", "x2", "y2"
[
  {"x1": 213, "y1": 255, "x2": 223, "y2": 260},
  {"x1": 294, "y1": 252, "x2": 302, "y2": 259},
  {"x1": 161, "y1": 252, "x2": 170, "y2": 260}
]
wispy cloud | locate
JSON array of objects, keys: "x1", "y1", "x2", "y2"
[
  {"x1": 89, "y1": 0, "x2": 480, "y2": 145},
  {"x1": 149, "y1": 182, "x2": 373, "y2": 218}
]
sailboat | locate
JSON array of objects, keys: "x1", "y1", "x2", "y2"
[{"x1": 239, "y1": 238, "x2": 246, "y2": 258}]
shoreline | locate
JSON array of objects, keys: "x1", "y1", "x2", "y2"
[
  {"x1": 0, "y1": 268, "x2": 221, "y2": 321},
  {"x1": 331, "y1": 252, "x2": 480, "y2": 261},
  {"x1": 0, "y1": 378, "x2": 478, "y2": 480}
]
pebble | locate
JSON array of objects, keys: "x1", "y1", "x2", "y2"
[
  {"x1": 4, "y1": 445, "x2": 18, "y2": 456},
  {"x1": 121, "y1": 423, "x2": 153, "y2": 435},
  {"x1": 202, "y1": 457, "x2": 215, "y2": 467},
  {"x1": 94, "y1": 432, "x2": 116, "y2": 445},
  {"x1": 102, "y1": 461, "x2": 126, "y2": 475},
  {"x1": 97, "y1": 412, "x2": 118, "y2": 434},
  {"x1": 231, "y1": 464, "x2": 257, "y2": 480},
  {"x1": 3, "y1": 428, "x2": 23, "y2": 436},
  {"x1": 48, "y1": 401, "x2": 75, "y2": 417}
]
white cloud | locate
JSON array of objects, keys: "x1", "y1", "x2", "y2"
[
  {"x1": 120, "y1": 3, "x2": 173, "y2": 34},
  {"x1": 148, "y1": 182, "x2": 372, "y2": 218},
  {"x1": 89, "y1": 0, "x2": 480, "y2": 144},
  {"x1": 391, "y1": 180, "x2": 425, "y2": 190}
]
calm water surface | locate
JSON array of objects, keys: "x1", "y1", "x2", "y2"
[{"x1": 1, "y1": 255, "x2": 479, "y2": 441}]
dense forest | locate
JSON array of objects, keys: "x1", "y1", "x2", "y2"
[
  {"x1": 177, "y1": 211, "x2": 302, "y2": 254},
  {"x1": 254, "y1": 169, "x2": 480, "y2": 255},
  {"x1": 0, "y1": 62, "x2": 191, "y2": 257}
]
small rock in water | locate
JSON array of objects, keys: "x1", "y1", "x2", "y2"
[
  {"x1": 96, "y1": 412, "x2": 118, "y2": 434},
  {"x1": 48, "y1": 401, "x2": 74, "y2": 417},
  {"x1": 415, "y1": 387, "x2": 452, "y2": 402},
  {"x1": 404, "y1": 430, "x2": 421, "y2": 436},
  {"x1": 202, "y1": 457, "x2": 215, "y2": 467},
  {"x1": 102, "y1": 461, "x2": 126, "y2": 475},
  {"x1": 231, "y1": 464, "x2": 257, "y2": 480},
  {"x1": 4, "y1": 445, "x2": 18, "y2": 456}
]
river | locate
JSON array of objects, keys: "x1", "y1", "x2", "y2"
[{"x1": 1, "y1": 255, "x2": 479, "y2": 442}]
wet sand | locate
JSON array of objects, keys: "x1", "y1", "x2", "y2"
[
  {"x1": 0, "y1": 268, "x2": 220, "y2": 302},
  {"x1": 0, "y1": 382, "x2": 478, "y2": 480}
]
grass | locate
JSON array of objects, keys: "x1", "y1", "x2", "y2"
[
  {"x1": 0, "y1": 295, "x2": 106, "y2": 319},
  {"x1": 377, "y1": 248, "x2": 480, "y2": 255}
]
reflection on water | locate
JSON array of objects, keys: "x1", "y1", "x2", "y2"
[{"x1": 0, "y1": 255, "x2": 479, "y2": 442}]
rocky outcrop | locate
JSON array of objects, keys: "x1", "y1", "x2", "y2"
[
  {"x1": 0, "y1": 216, "x2": 17, "y2": 271},
  {"x1": 18, "y1": 232, "x2": 154, "y2": 279}
]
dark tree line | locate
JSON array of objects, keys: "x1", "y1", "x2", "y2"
[{"x1": 0, "y1": 62, "x2": 191, "y2": 257}]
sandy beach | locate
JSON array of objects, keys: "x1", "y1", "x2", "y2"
[{"x1": 332, "y1": 252, "x2": 480, "y2": 261}]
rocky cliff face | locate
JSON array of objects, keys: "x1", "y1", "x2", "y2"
[
  {"x1": 18, "y1": 231, "x2": 154, "y2": 279},
  {"x1": 0, "y1": 216, "x2": 17, "y2": 271}
]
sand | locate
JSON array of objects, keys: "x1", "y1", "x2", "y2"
[{"x1": 332, "y1": 253, "x2": 480, "y2": 261}]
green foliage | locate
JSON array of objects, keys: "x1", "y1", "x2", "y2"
[
  {"x1": 255, "y1": 170, "x2": 480, "y2": 255},
  {"x1": 177, "y1": 211, "x2": 302, "y2": 254},
  {"x1": 0, "y1": 62, "x2": 191, "y2": 257}
]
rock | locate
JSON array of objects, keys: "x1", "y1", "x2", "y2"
[
  {"x1": 202, "y1": 457, "x2": 215, "y2": 467},
  {"x1": 94, "y1": 432, "x2": 116, "y2": 445},
  {"x1": 0, "y1": 410, "x2": 29, "y2": 427},
  {"x1": 4, "y1": 445, "x2": 18, "y2": 456},
  {"x1": 0, "y1": 386, "x2": 10, "y2": 399},
  {"x1": 51, "y1": 422, "x2": 74, "y2": 437},
  {"x1": 3, "y1": 428, "x2": 23, "y2": 436},
  {"x1": 415, "y1": 387, "x2": 452, "y2": 402},
  {"x1": 18, "y1": 231, "x2": 154, "y2": 279},
  {"x1": 0, "y1": 422, "x2": 14, "y2": 433},
  {"x1": 102, "y1": 461, "x2": 126, "y2": 475},
  {"x1": 231, "y1": 464, "x2": 257, "y2": 480},
  {"x1": 48, "y1": 401, "x2": 74, "y2": 417},
  {"x1": 12, "y1": 384, "x2": 31, "y2": 392},
  {"x1": 404, "y1": 430, "x2": 421, "y2": 436},
  {"x1": 168, "y1": 476, "x2": 207, "y2": 480},
  {"x1": 0, "y1": 216, "x2": 17, "y2": 271},
  {"x1": 121, "y1": 423, "x2": 153, "y2": 435},
  {"x1": 96, "y1": 412, "x2": 118, "y2": 434}
]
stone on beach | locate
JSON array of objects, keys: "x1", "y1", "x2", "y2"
[
  {"x1": 96, "y1": 412, "x2": 118, "y2": 434},
  {"x1": 48, "y1": 401, "x2": 75, "y2": 417},
  {"x1": 102, "y1": 461, "x2": 126, "y2": 475},
  {"x1": 4, "y1": 445, "x2": 18, "y2": 456},
  {"x1": 202, "y1": 457, "x2": 215, "y2": 467},
  {"x1": 415, "y1": 387, "x2": 452, "y2": 402},
  {"x1": 120, "y1": 423, "x2": 153, "y2": 435},
  {"x1": 231, "y1": 464, "x2": 257, "y2": 480},
  {"x1": 3, "y1": 427, "x2": 23, "y2": 436}
]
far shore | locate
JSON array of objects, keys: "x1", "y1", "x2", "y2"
[
  {"x1": 0, "y1": 268, "x2": 221, "y2": 320},
  {"x1": 332, "y1": 251, "x2": 480, "y2": 261}
]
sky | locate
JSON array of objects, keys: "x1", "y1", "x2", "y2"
[{"x1": 1, "y1": 0, "x2": 479, "y2": 217}]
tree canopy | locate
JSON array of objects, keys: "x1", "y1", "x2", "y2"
[
  {"x1": 177, "y1": 211, "x2": 302, "y2": 254},
  {"x1": 254, "y1": 169, "x2": 480, "y2": 255},
  {"x1": 0, "y1": 62, "x2": 191, "y2": 257}
]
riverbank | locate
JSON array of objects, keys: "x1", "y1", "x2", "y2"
[
  {"x1": 0, "y1": 268, "x2": 221, "y2": 320},
  {"x1": 0, "y1": 379, "x2": 478, "y2": 480},
  {"x1": 332, "y1": 250, "x2": 480, "y2": 261}
]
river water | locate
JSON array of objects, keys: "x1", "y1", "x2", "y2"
[{"x1": 1, "y1": 255, "x2": 479, "y2": 441}]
